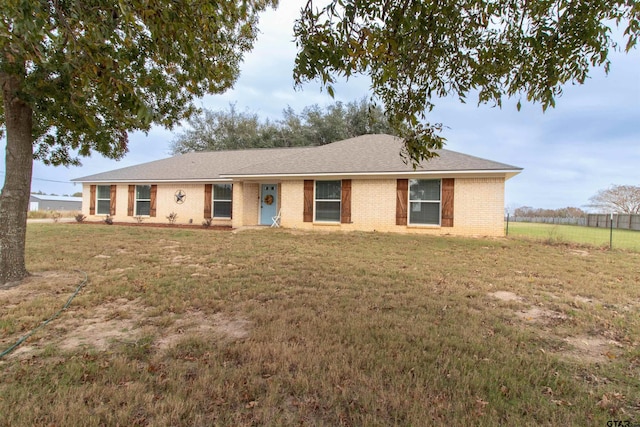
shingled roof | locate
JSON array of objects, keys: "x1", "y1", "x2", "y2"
[
  {"x1": 73, "y1": 134, "x2": 521, "y2": 183},
  {"x1": 73, "y1": 146, "x2": 309, "y2": 182}
]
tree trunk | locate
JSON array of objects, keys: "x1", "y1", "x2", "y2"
[{"x1": 0, "y1": 72, "x2": 33, "y2": 285}]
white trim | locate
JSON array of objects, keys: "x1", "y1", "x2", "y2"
[
  {"x1": 314, "y1": 180, "x2": 341, "y2": 223},
  {"x1": 75, "y1": 169, "x2": 521, "y2": 183},
  {"x1": 73, "y1": 178, "x2": 234, "y2": 184},
  {"x1": 135, "y1": 184, "x2": 151, "y2": 216},
  {"x1": 407, "y1": 179, "x2": 442, "y2": 226},
  {"x1": 212, "y1": 183, "x2": 233, "y2": 219},
  {"x1": 222, "y1": 169, "x2": 521, "y2": 179},
  {"x1": 96, "y1": 185, "x2": 111, "y2": 215}
]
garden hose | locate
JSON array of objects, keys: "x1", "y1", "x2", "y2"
[{"x1": 0, "y1": 270, "x2": 88, "y2": 360}]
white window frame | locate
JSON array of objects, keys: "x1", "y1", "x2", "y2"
[
  {"x1": 213, "y1": 183, "x2": 232, "y2": 219},
  {"x1": 314, "y1": 180, "x2": 341, "y2": 223},
  {"x1": 96, "y1": 185, "x2": 111, "y2": 215},
  {"x1": 135, "y1": 185, "x2": 151, "y2": 216},
  {"x1": 408, "y1": 179, "x2": 442, "y2": 226}
]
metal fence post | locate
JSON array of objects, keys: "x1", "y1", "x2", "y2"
[
  {"x1": 610, "y1": 213, "x2": 613, "y2": 250},
  {"x1": 506, "y1": 213, "x2": 510, "y2": 236}
]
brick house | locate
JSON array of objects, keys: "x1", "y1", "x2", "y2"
[{"x1": 73, "y1": 134, "x2": 521, "y2": 236}]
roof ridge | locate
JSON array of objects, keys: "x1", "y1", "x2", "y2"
[
  {"x1": 184, "y1": 145, "x2": 312, "y2": 155},
  {"x1": 437, "y1": 148, "x2": 522, "y2": 170}
]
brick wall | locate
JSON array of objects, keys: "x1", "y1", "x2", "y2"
[
  {"x1": 242, "y1": 183, "x2": 260, "y2": 226},
  {"x1": 83, "y1": 183, "x2": 232, "y2": 226},
  {"x1": 280, "y1": 180, "x2": 304, "y2": 228},
  {"x1": 82, "y1": 177, "x2": 506, "y2": 236},
  {"x1": 453, "y1": 178, "x2": 505, "y2": 236},
  {"x1": 280, "y1": 177, "x2": 505, "y2": 236}
]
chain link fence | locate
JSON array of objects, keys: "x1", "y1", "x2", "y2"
[{"x1": 505, "y1": 214, "x2": 640, "y2": 251}]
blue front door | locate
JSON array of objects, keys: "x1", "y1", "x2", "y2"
[{"x1": 260, "y1": 184, "x2": 278, "y2": 225}]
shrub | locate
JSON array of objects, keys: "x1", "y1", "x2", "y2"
[
  {"x1": 104, "y1": 215, "x2": 113, "y2": 225},
  {"x1": 51, "y1": 211, "x2": 62, "y2": 223},
  {"x1": 134, "y1": 215, "x2": 144, "y2": 224},
  {"x1": 166, "y1": 212, "x2": 178, "y2": 225},
  {"x1": 545, "y1": 226, "x2": 565, "y2": 245},
  {"x1": 75, "y1": 214, "x2": 86, "y2": 223},
  {"x1": 202, "y1": 218, "x2": 212, "y2": 228}
]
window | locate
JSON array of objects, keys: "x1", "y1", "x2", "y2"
[
  {"x1": 213, "y1": 184, "x2": 232, "y2": 218},
  {"x1": 96, "y1": 185, "x2": 111, "y2": 215},
  {"x1": 409, "y1": 179, "x2": 441, "y2": 225},
  {"x1": 136, "y1": 185, "x2": 151, "y2": 216},
  {"x1": 315, "y1": 180, "x2": 341, "y2": 222}
]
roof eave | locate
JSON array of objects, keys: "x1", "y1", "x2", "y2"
[
  {"x1": 71, "y1": 178, "x2": 233, "y2": 183},
  {"x1": 221, "y1": 169, "x2": 523, "y2": 180}
]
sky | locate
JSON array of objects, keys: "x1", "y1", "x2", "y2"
[{"x1": 1, "y1": 0, "x2": 639, "y2": 211}]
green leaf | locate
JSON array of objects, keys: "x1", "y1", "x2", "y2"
[{"x1": 292, "y1": 0, "x2": 637, "y2": 163}]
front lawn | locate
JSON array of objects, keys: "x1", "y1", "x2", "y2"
[{"x1": 1, "y1": 224, "x2": 639, "y2": 425}]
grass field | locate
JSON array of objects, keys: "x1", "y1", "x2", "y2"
[
  {"x1": 1, "y1": 224, "x2": 639, "y2": 425},
  {"x1": 27, "y1": 210, "x2": 81, "y2": 219},
  {"x1": 507, "y1": 221, "x2": 640, "y2": 252}
]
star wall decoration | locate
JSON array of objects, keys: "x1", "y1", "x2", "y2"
[{"x1": 175, "y1": 190, "x2": 186, "y2": 204}]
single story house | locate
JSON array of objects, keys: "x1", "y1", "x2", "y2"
[
  {"x1": 73, "y1": 134, "x2": 521, "y2": 236},
  {"x1": 29, "y1": 195, "x2": 82, "y2": 212}
]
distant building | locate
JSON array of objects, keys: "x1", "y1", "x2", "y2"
[{"x1": 29, "y1": 195, "x2": 82, "y2": 212}]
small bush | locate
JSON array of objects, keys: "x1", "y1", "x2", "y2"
[
  {"x1": 104, "y1": 215, "x2": 113, "y2": 225},
  {"x1": 75, "y1": 214, "x2": 86, "y2": 223},
  {"x1": 545, "y1": 226, "x2": 565, "y2": 245},
  {"x1": 134, "y1": 215, "x2": 144, "y2": 224},
  {"x1": 166, "y1": 212, "x2": 178, "y2": 225},
  {"x1": 51, "y1": 211, "x2": 62, "y2": 223},
  {"x1": 202, "y1": 218, "x2": 212, "y2": 228}
]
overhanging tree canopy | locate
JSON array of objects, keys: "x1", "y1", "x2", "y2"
[
  {"x1": 293, "y1": 0, "x2": 639, "y2": 162},
  {"x1": 2, "y1": 0, "x2": 276, "y2": 164},
  {"x1": 0, "y1": 0, "x2": 276, "y2": 284}
]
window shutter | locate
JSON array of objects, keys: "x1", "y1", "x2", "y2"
[
  {"x1": 441, "y1": 178, "x2": 454, "y2": 227},
  {"x1": 303, "y1": 180, "x2": 313, "y2": 222},
  {"x1": 341, "y1": 179, "x2": 351, "y2": 224},
  {"x1": 396, "y1": 179, "x2": 408, "y2": 225},
  {"x1": 149, "y1": 185, "x2": 157, "y2": 217},
  {"x1": 89, "y1": 185, "x2": 96, "y2": 215},
  {"x1": 127, "y1": 185, "x2": 134, "y2": 216},
  {"x1": 204, "y1": 184, "x2": 212, "y2": 219},
  {"x1": 109, "y1": 185, "x2": 117, "y2": 216}
]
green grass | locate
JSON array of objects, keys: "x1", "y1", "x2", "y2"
[
  {"x1": 1, "y1": 223, "x2": 639, "y2": 426},
  {"x1": 507, "y1": 221, "x2": 640, "y2": 251}
]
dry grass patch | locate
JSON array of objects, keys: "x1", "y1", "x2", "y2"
[
  {"x1": 515, "y1": 305, "x2": 568, "y2": 324},
  {"x1": 0, "y1": 224, "x2": 639, "y2": 425},
  {"x1": 488, "y1": 290, "x2": 523, "y2": 302},
  {"x1": 563, "y1": 336, "x2": 621, "y2": 364},
  {"x1": 0, "y1": 271, "x2": 84, "y2": 355},
  {"x1": 155, "y1": 311, "x2": 251, "y2": 351},
  {"x1": 2, "y1": 275, "x2": 250, "y2": 362},
  {"x1": 488, "y1": 290, "x2": 627, "y2": 365}
]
